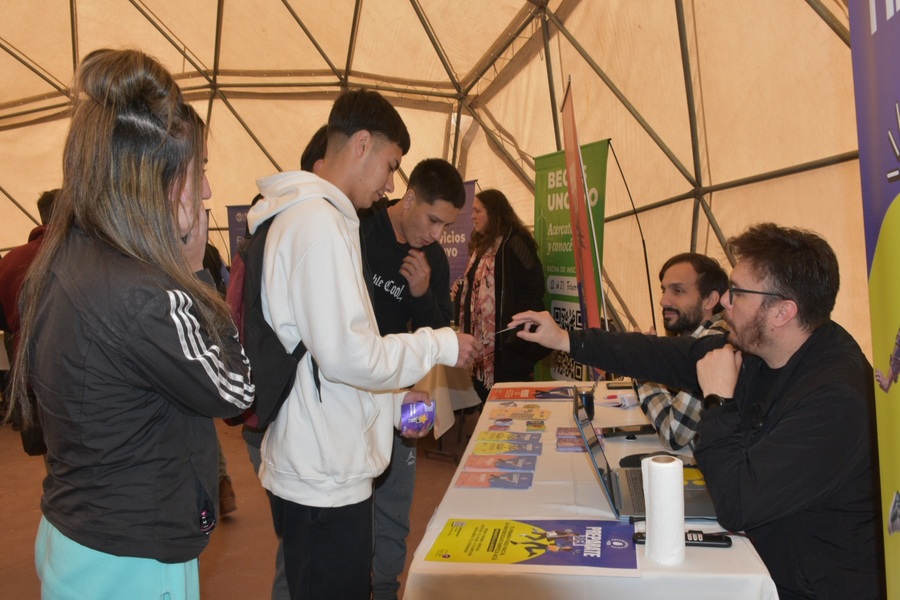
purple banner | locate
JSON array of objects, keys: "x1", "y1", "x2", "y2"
[
  {"x1": 850, "y1": 2, "x2": 900, "y2": 271},
  {"x1": 441, "y1": 180, "x2": 476, "y2": 285},
  {"x1": 226, "y1": 205, "x2": 252, "y2": 262}
]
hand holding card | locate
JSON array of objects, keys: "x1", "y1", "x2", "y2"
[{"x1": 401, "y1": 400, "x2": 435, "y2": 437}]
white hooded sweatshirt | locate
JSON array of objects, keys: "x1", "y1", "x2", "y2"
[{"x1": 249, "y1": 171, "x2": 459, "y2": 508}]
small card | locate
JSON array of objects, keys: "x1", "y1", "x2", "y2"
[
  {"x1": 400, "y1": 401, "x2": 434, "y2": 435},
  {"x1": 455, "y1": 471, "x2": 534, "y2": 489},
  {"x1": 463, "y1": 455, "x2": 538, "y2": 472},
  {"x1": 488, "y1": 407, "x2": 552, "y2": 420},
  {"x1": 472, "y1": 441, "x2": 543, "y2": 456},
  {"x1": 477, "y1": 431, "x2": 542, "y2": 443}
]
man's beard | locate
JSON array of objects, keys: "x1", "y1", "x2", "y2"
[
  {"x1": 727, "y1": 307, "x2": 769, "y2": 354},
  {"x1": 662, "y1": 303, "x2": 703, "y2": 336}
]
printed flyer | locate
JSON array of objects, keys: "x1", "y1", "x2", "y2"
[
  {"x1": 477, "y1": 431, "x2": 542, "y2": 443},
  {"x1": 471, "y1": 442, "x2": 543, "y2": 456},
  {"x1": 488, "y1": 407, "x2": 552, "y2": 421},
  {"x1": 487, "y1": 385, "x2": 575, "y2": 402},
  {"x1": 455, "y1": 472, "x2": 534, "y2": 490},
  {"x1": 462, "y1": 455, "x2": 538, "y2": 472},
  {"x1": 424, "y1": 518, "x2": 638, "y2": 575}
]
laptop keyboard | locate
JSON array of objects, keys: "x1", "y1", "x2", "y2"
[{"x1": 625, "y1": 469, "x2": 646, "y2": 513}]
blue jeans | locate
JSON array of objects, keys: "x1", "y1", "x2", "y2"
[{"x1": 372, "y1": 432, "x2": 417, "y2": 600}]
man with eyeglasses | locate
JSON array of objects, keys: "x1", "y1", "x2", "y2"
[
  {"x1": 635, "y1": 252, "x2": 729, "y2": 451},
  {"x1": 510, "y1": 223, "x2": 884, "y2": 599}
]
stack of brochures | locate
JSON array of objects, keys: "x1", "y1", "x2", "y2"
[{"x1": 455, "y1": 431, "x2": 543, "y2": 489}]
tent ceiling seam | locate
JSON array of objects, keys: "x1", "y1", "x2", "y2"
[
  {"x1": 544, "y1": 8, "x2": 697, "y2": 189},
  {"x1": 461, "y1": 4, "x2": 541, "y2": 96},
  {"x1": 68, "y1": 0, "x2": 78, "y2": 73},
  {"x1": 0, "y1": 37, "x2": 68, "y2": 94},
  {"x1": 687, "y1": 0, "x2": 717, "y2": 257},
  {"x1": 344, "y1": 0, "x2": 363, "y2": 86},
  {"x1": 804, "y1": 0, "x2": 851, "y2": 47},
  {"x1": 207, "y1": 0, "x2": 225, "y2": 131},
  {"x1": 539, "y1": 9, "x2": 562, "y2": 151},
  {"x1": 409, "y1": 0, "x2": 462, "y2": 94},
  {"x1": 0, "y1": 183, "x2": 39, "y2": 227},
  {"x1": 281, "y1": 0, "x2": 344, "y2": 83},
  {"x1": 215, "y1": 92, "x2": 282, "y2": 173},
  {"x1": 128, "y1": 0, "x2": 212, "y2": 87},
  {"x1": 462, "y1": 101, "x2": 533, "y2": 190},
  {"x1": 606, "y1": 150, "x2": 859, "y2": 224}
]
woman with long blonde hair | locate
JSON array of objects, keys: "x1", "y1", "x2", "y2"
[{"x1": 7, "y1": 48, "x2": 253, "y2": 599}]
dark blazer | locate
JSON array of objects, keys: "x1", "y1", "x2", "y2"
[{"x1": 492, "y1": 229, "x2": 551, "y2": 381}]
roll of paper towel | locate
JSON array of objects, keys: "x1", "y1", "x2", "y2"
[{"x1": 641, "y1": 455, "x2": 685, "y2": 564}]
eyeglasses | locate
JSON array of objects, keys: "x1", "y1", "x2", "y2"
[{"x1": 728, "y1": 282, "x2": 785, "y2": 304}]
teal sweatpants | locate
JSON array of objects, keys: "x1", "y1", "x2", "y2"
[{"x1": 35, "y1": 517, "x2": 200, "y2": 600}]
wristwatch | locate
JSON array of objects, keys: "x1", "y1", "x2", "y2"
[{"x1": 702, "y1": 394, "x2": 732, "y2": 411}]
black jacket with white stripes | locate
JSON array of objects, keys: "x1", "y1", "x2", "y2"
[{"x1": 31, "y1": 226, "x2": 254, "y2": 563}]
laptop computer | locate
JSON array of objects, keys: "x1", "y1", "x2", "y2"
[{"x1": 573, "y1": 390, "x2": 718, "y2": 520}]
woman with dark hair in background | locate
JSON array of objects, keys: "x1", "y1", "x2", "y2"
[
  {"x1": 5, "y1": 48, "x2": 254, "y2": 598},
  {"x1": 453, "y1": 188, "x2": 549, "y2": 400}
]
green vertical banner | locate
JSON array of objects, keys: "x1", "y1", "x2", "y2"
[{"x1": 534, "y1": 140, "x2": 609, "y2": 381}]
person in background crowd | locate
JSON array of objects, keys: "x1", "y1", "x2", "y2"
[
  {"x1": 636, "y1": 252, "x2": 728, "y2": 450},
  {"x1": 250, "y1": 89, "x2": 479, "y2": 598},
  {"x1": 201, "y1": 239, "x2": 239, "y2": 515},
  {"x1": 510, "y1": 223, "x2": 885, "y2": 599},
  {"x1": 452, "y1": 188, "x2": 549, "y2": 401},
  {"x1": 0, "y1": 189, "x2": 57, "y2": 455},
  {"x1": 4, "y1": 48, "x2": 254, "y2": 599},
  {"x1": 204, "y1": 241, "x2": 230, "y2": 297},
  {"x1": 360, "y1": 158, "x2": 466, "y2": 600}
]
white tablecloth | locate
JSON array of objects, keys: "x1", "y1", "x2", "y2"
[{"x1": 405, "y1": 381, "x2": 778, "y2": 600}]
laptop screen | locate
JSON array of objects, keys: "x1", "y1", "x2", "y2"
[{"x1": 573, "y1": 389, "x2": 618, "y2": 511}]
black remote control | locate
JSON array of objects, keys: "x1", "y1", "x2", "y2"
[
  {"x1": 606, "y1": 380, "x2": 634, "y2": 390},
  {"x1": 633, "y1": 530, "x2": 732, "y2": 548}
]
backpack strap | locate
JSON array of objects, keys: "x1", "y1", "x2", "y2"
[{"x1": 290, "y1": 340, "x2": 320, "y2": 398}]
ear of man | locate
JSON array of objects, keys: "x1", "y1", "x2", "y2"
[
  {"x1": 352, "y1": 129, "x2": 373, "y2": 157},
  {"x1": 771, "y1": 298, "x2": 799, "y2": 329},
  {"x1": 701, "y1": 290, "x2": 721, "y2": 314},
  {"x1": 402, "y1": 188, "x2": 416, "y2": 208}
]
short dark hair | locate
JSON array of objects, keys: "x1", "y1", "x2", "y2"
[
  {"x1": 37, "y1": 189, "x2": 59, "y2": 225},
  {"x1": 408, "y1": 159, "x2": 465, "y2": 209},
  {"x1": 301, "y1": 125, "x2": 328, "y2": 172},
  {"x1": 659, "y1": 252, "x2": 728, "y2": 312},
  {"x1": 327, "y1": 89, "x2": 410, "y2": 155},
  {"x1": 728, "y1": 223, "x2": 839, "y2": 331}
]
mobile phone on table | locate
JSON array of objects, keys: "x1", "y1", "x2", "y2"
[
  {"x1": 633, "y1": 531, "x2": 732, "y2": 548},
  {"x1": 606, "y1": 380, "x2": 634, "y2": 390},
  {"x1": 600, "y1": 424, "x2": 656, "y2": 438}
]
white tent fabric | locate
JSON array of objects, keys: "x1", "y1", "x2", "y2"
[{"x1": 0, "y1": 0, "x2": 866, "y2": 351}]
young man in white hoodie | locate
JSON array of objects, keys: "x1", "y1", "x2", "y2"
[{"x1": 248, "y1": 89, "x2": 480, "y2": 599}]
